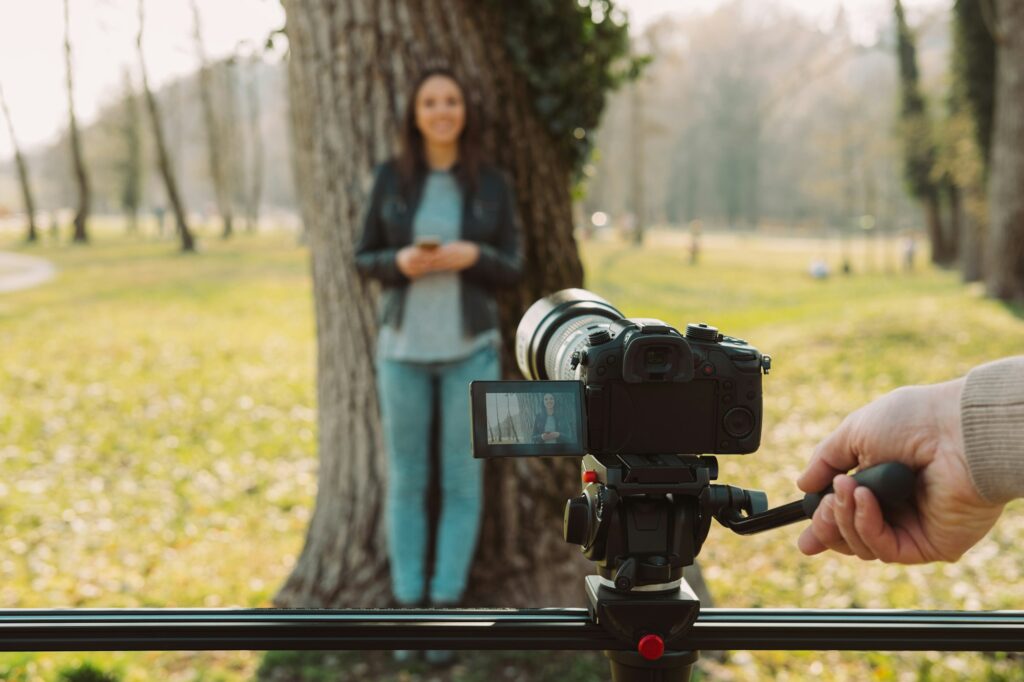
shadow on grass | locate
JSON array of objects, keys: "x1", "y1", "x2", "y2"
[
  {"x1": 999, "y1": 299, "x2": 1024, "y2": 321},
  {"x1": 256, "y1": 649, "x2": 718, "y2": 682}
]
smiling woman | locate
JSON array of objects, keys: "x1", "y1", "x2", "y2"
[{"x1": 354, "y1": 69, "x2": 523, "y2": 628}]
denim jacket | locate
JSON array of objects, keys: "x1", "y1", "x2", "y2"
[{"x1": 354, "y1": 160, "x2": 524, "y2": 335}]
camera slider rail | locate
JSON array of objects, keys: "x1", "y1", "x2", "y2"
[{"x1": 1, "y1": 607, "x2": 1023, "y2": 653}]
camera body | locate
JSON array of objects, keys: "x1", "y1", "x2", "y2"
[
  {"x1": 471, "y1": 289, "x2": 771, "y2": 459},
  {"x1": 579, "y1": 317, "x2": 768, "y2": 456}
]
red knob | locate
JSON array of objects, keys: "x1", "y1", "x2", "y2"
[
  {"x1": 637, "y1": 634, "x2": 665, "y2": 661},
  {"x1": 582, "y1": 471, "x2": 598, "y2": 484}
]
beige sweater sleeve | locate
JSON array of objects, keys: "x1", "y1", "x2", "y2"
[{"x1": 961, "y1": 356, "x2": 1024, "y2": 504}]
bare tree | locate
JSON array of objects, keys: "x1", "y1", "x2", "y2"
[
  {"x1": 63, "y1": 0, "x2": 90, "y2": 244},
  {"x1": 0, "y1": 82, "x2": 39, "y2": 243},
  {"x1": 986, "y1": 0, "x2": 1024, "y2": 300},
  {"x1": 190, "y1": 0, "x2": 234, "y2": 239},
  {"x1": 136, "y1": 0, "x2": 195, "y2": 252}
]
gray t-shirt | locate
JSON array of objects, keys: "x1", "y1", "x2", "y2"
[{"x1": 378, "y1": 170, "x2": 499, "y2": 362}]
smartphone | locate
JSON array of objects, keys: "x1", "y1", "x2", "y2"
[{"x1": 415, "y1": 236, "x2": 442, "y2": 251}]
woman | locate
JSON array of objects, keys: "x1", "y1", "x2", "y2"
[
  {"x1": 354, "y1": 68, "x2": 522, "y2": 617},
  {"x1": 531, "y1": 392, "x2": 575, "y2": 444}
]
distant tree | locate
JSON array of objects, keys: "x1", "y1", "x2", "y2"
[
  {"x1": 276, "y1": 0, "x2": 647, "y2": 608},
  {"x1": 117, "y1": 70, "x2": 144, "y2": 233},
  {"x1": 954, "y1": 0, "x2": 997, "y2": 173},
  {"x1": 63, "y1": 0, "x2": 91, "y2": 244},
  {"x1": 0, "y1": 82, "x2": 39, "y2": 243},
  {"x1": 628, "y1": 71, "x2": 647, "y2": 244},
  {"x1": 986, "y1": 0, "x2": 1024, "y2": 300},
  {"x1": 191, "y1": 1, "x2": 234, "y2": 239},
  {"x1": 948, "y1": 0, "x2": 997, "y2": 282},
  {"x1": 243, "y1": 55, "x2": 264, "y2": 233},
  {"x1": 894, "y1": 0, "x2": 954, "y2": 265},
  {"x1": 137, "y1": 0, "x2": 195, "y2": 252}
]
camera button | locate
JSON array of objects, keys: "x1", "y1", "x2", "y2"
[{"x1": 723, "y1": 407, "x2": 755, "y2": 438}]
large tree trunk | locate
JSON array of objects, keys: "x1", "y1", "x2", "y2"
[
  {"x1": 63, "y1": 0, "x2": 90, "y2": 244},
  {"x1": 137, "y1": 0, "x2": 195, "y2": 253},
  {"x1": 0, "y1": 83, "x2": 38, "y2": 243},
  {"x1": 191, "y1": 1, "x2": 235, "y2": 239},
  {"x1": 986, "y1": 0, "x2": 1024, "y2": 301},
  {"x1": 277, "y1": 0, "x2": 599, "y2": 609}
]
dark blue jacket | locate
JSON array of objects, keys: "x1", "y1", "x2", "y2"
[{"x1": 354, "y1": 160, "x2": 523, "y2": 335}]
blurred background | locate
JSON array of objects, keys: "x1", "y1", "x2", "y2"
[{"x1": 0, "y1": 0, "x2": 1021, "y2": 680}]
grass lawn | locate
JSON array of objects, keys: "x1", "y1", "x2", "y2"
[{"x1": 0, "y1": 225, "x2": 1021, "y2": 681}]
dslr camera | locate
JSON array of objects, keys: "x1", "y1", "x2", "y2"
[{"x1": 470, "y1": 289, "x2": 771, "y2": 459}]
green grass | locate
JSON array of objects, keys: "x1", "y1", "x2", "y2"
[{"x1": 0, "y1": 225, "x2": 1021, "y2": 681}]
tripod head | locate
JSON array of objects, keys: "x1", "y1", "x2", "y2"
[{"x1": 563, "y1": 454, "x2": 915, "y2": 677}]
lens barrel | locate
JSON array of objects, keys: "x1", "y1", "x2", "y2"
[{"x1": 515, "y1": 289, "x2": 623, "y2": 380}]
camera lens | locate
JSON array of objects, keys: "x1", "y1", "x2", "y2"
[{"x1": 515, "y1": 288, "x2": 623, "y2": 380}]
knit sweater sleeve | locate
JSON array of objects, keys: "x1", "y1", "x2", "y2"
[{"x1": 960, "y1": 356, "x2": 1024, "y2": 504}]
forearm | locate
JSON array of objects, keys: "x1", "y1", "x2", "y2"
[
  {"x1": 355, "y1": 249, "x2": 409, "y2": 285},
  {"x1": 961, "y1": 356, "x2": 1024, "y2": 504}
]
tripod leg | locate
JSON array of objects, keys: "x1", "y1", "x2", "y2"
[{"x1": 605, "y1": 650, "x2": 699, "y2": 682}]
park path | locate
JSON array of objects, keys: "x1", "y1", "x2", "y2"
[{"x1": 0, "y1": 251, "x2": 56, "y2": 293}]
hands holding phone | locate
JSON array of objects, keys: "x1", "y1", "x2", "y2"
[{"x1": 396, "y1": 237, "x2": 480, "y2": 279}]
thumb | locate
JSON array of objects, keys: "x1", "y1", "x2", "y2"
[{"x1": 798, "y1": 414, "x2": 861, "y2": 493}]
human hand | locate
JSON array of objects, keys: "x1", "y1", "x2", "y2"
[
  {"x1": 797, "y1": 378, "x2": 1004, "y2": 564},
  {"x1": 430, "y1": 240, "x2": 480, "y2": 272},
  {"x1": 540, "y1": 432, "x2": 560, "y2": 442},
  {"x1": 396, "y1": 245, "x2": 437, "y2": 279}
]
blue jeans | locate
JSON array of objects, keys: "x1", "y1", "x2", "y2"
[{"x1": 377, "y1": 344, "x2": 499, "y2": 604}]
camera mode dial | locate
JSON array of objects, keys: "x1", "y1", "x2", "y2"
[
  {"x1": 588, "y1": 328, "x2": 613, "y2": 346},
  {"x1": 685, "y1": 323, "x2": 719, "y2": 342}
]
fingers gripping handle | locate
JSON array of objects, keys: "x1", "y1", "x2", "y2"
[{"x1": 802, "y1": 462, "x2": 916, "y2": 518}]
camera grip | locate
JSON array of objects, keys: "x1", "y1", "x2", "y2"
[{"x1": 801, "y1": 462, "x2": 915, "y2": 518}]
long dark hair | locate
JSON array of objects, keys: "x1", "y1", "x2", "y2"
[{"x1": 396, "y1": 67, "x2": 482, "y2": 197}]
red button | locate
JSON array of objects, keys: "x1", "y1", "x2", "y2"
[
  {"x1": 638, "y1": 634, "x2": 665, "y2": 661},
  {"x1": 582, "y1": 471, "x2": 598, "y2": 484},
  {"x1": 702, "y1": 364, "x2": 714, "y2": 376}
]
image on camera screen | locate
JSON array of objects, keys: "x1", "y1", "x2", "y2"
[{"x1": 470, "y1": 380, "x2": 586, "y2": 458}]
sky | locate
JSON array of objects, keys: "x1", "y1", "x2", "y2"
[{"x1": 0, "y1": 0, "x2": 947, "y2": 163}]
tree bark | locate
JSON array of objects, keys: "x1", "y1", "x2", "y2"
[
  {"x1": 276, "y1": 0, "x2": 598, "y2": 609},
  {"x1": 0, "y1": 83, "x2": 38, "y2": 243},
  {"x1": 191, "y1": 1, "x2": 235, "y2": 239},
  {"x1": 63, "y1": 0, "x2": 90, "y2": 244},
  {"x1": 137, "y1": 0, "x2": 195, "y2": 252},
  {"x1": 986, "y1": 0, "x2": 1024, "y2": 301}
]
